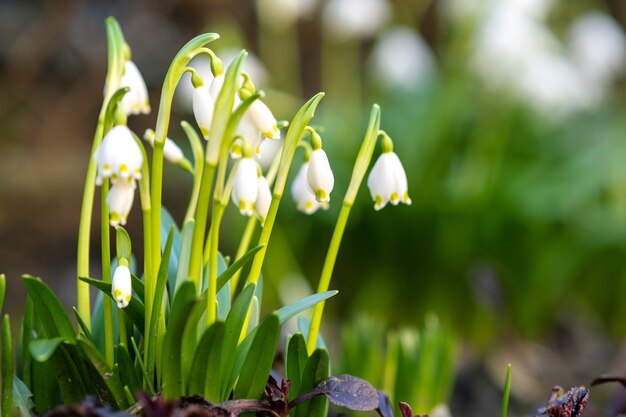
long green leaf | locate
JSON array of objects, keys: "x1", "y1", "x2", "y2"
[
  {"x1": 161, "y1": 207, "x2": 182, "y2": 294},
  {"x1": 295, "y1": 348, "x2": 330, "y2": 417},
  {"x1": 77, "y1": 337, "x2": 127, "y2": 409},
  {"x1": 146, "y1": 228, "x2": 174, "y2": 384},
  {"x1": 276, "y1": 291, "x2": 338, "y2": 324},
  {"x1": 219, "y1": 283, "x2": 256, "y2": 400},
  {"x1": 181, "y1": 291, "x2": 208, "y2": 386},
  {"x1": 22, "y1": 276, "x2": 75, "y2": 340},
  {"x1": 234, "y1": 314, "x2": 279, "y2": 400},
  {"x1": 116, "y1": 344, "x2": 140, "y2": 394},
  {"x1": 216, "y1": 245, "x2": 264, "y2": 292},
  {"x1": 216, "y1": 281, "x2": 231, "y2": 321},
  {"x1": 286, "y1": 333, "x2": 308, "y2": 402},
  {"x1": 29, "y1": 338, "x2": 70, "y2": 362},
  {"x1": 12, "y1": 376, "x2": 34, "y2": 417},
  {"x1": 0, "y1": 274, "x2": 5, "y2": 315},
  {"x1": 162, "y1": 282, "x2": 198, "y2": 399},
  {"x1": 72, "y1": 308, "x2": 96, "y2": 348},
  {"x1": 187, "y1": 322, "x2": 224, "y2": 400},
  {"x1": 20, "y1": 299, "x2": 33, "y2": 390},
  {"x1": 174, "y1": 220, "x2": 195, "y2": 295},
  {"x1": 79, "y1": 277, "x2": 145, "y2": 333},
  {"x1": 2, "y1": 315, "x2": 13, "y2": 417}
]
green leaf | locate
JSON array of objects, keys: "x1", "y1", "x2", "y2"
[
  {"x1": 174, "y1": 219, "x2": 195, "y2": 295},
  {"x1": 2, "y1": 315, "x2": 13, "y2": 417},
  {"x1": 146, "y1": 228, "x2": 174, "y2": 383},
  {"x1": 131, "y1": 274, "x2": 145, "y2": 302},
  {"x1": 79, "y1": 277, "x2": 145, "y2": 333},
  {"x1": 295, "y1": 348, "x2": 330, "y2": 417},
  {"x1": 12, "y1": 376, "x2": 34, "y2": 417},
  {"x1": 115, "y1": 226, "x2": 132, "y2": 263},
  {"x1": 22, "y1": 276, "x2": 75, "y2": 340},
  {"x1": 219, "y1": 283, "x2": 256, "y2": 400},
  {"x1": 276, "y1": 291, "x2": 338, "y2": 325},
  {"x1": 298, "y1": 317, "x2": 327, "y2": 351},
  {"x1": 0, "y1": 274, "x2": 5, "y2": 315},
  {"x1": 216, "y1": 281, "x2": 231, "y2": 321},
  {"x1": 245, "y1": 296, "x2": 259, "y2": 336},
  {"x1": 161, "y1": 207, "x2": 182, "y2": 294},
  {"x1": 286, "y1": 333, "x2": 308, "y2": 402},
  {"x1": 162, "y1": 282, "x2": 198, "y2": 399},
  {"x1": 29, "y1": 337, "x2": 71, "y2": 362},
  {"x1": 72, "y1": 308, "x2": 96, "y2": 348},
  {"x1": 116, "y1": 344, "x2": 140, "y2": 394},
  {"x1": 216, "y1": 245, "x2": 264, "y2": 292},
  {"x1": 234, "y1": 314, "x2": 279, "y2": 400},
  {"x1": 20, "y1": 299, "x2": 33, "y2": 390},
  {"x1": 77, "y1": 336, "x2": 127, "y2": 409},
  {"x1": 181, "y1": 291, "x2": 208, "y2": 386},
  {"x1": 187, "y1": 322, "x2": 224, "y2": 400}
]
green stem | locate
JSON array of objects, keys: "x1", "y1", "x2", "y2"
[
  {"x1": 76, "y1": 17, "x2": 125, "y2": 328},
  {"x1": 501, "y1": 364, "x2": 512, "y2": 417},
  {"x1": 149, "y1": 33, "x2": 219, "y2": 300},
  {"x1": 181, "y1": 121, "x2": 205, "y2": 223},
  {"x1": 247, "y1": 93, "x2": 325, "y2": 286},
  {"x1": 118, "y1": 309, "x2": 128, "y2": 348},
  {"x1": 306, "y1": 104, "x2": 381, "y2": 353},
  {"x1": 206, "y1": 203, "x2": 226, "y2": 324},
  {"x1": 101, "y1": 183, "x2": 114, "y2": 367}
]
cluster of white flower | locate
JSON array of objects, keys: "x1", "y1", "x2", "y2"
[{"x1": 467, "y1": 0, "x2": 626, "y2": 116}]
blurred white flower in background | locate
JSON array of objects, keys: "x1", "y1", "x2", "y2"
[
  {"x1": 321, "y1": 0, "x2": 391, "y2": 41},
  {"x1": 368, "y1": 26, "x2": 436, "y2": 92},
  {"x1": 256, "y1": 0, "x2": 318, "y2": 30},
  {"x1": 567, "y1": 11, "x2": 626, "y2": 91}
]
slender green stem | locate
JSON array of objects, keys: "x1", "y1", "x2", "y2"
[
  {"x1": 206, "y1": 203, "x2": 226, "y2": 324},
  {"x1": 76, "y1": 17, "x2": 125, "y2": 328},
  {"x1": 101, "y1": 183, "x2": 114, "y2": 367},
  {"x1": 118, "y1": 309, "x2": 128, "y2": 348},
  {"x1": 181, "y1": 121, "x2": 205, "y2": 223},
  {"x1": 149, "y1": 33, "x2": 219, "y2": 299},
  {"x1": 501, "y1": 364, "x2": 512, "y2": 417},
  {"x1": 306, "y1": 104, "x2": 381, "y2": 353},
  {"x1": 247, "y1": 93, "x2": 325, "y2": 286}
]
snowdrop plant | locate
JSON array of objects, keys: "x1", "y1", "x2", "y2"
[{"x1": 0, "y1": 16, "x2": 416, "y2": 417}]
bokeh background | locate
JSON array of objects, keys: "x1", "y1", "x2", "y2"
[{"x1": 3, "y1": 0, "x2": 626, "y2": 415}]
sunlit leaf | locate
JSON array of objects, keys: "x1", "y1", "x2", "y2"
[
  {"x1": 187, "y1": 322, "x2": 224, "y2": 401},
  {"x1": 12, "y1": 376, "x2": 34, "y2": 417}
]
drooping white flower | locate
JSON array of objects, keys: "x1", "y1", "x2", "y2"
[
  {"x1": 94, "y1": 126, "x2": 143, "y2": 185},
  {"x1": 143, "y1": 129, "x2": 184, "y2": 164},
  {"x1": 256, "y1": 0, "x2": 318, "y2": 30},
  {"x1": 209, "y1": 73, "x2": 225, "y2": 99},
  {"x1": 111, "y1": 265, "x2": 132, "y2": 309},
  {"x1": 119, "y1": 60, "x2": 150, "y2": 116},
  {"x1": 367, "y1": 151, "x2": 411, "y2": 210},
  {"x1": 232, "y1": 157, "x2": 259, "y2": 216},
  {"x1": 291, "y1": 162, "x2": 326, "y2": 214},
  {"x1": 322, "y1": 0, "x2": 391, "y2": 41},
  {"x1": 235, "y1": 112, "x2": 263, "y2": 156},
  {"x1": 369, "y1": 26, "x2": 436, "y2": 91},
  {"x1": 567, "y1": 11, "x2": 626, "y2": 87},
  {"x1": 255, "y1": 176, "x2": 272, "y2": 225},
  {"x1": 247, "y1": 100, "x2": 280, "y2": 140},
  {"x1": 307, "y1": 149, "x2": 334, "y2": 203},
  {"x1": 106, "y1": 180, "x2": 136, "y2": 226},
  {"x1": 192, "y1": 84, "x2": 214, "y2": 139}
]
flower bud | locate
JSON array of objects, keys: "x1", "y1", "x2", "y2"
[
  {"x1": 231, "y1": 158, "x2": 259, "y2": 216},
  {"x1": 307, "y1": 149, "x2": 334, "y2": 203},
  {"x1": 111, "y1": 265, "x2": 132, "y2": 309}
]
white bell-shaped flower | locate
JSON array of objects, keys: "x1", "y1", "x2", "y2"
[
  {"x1": 291, "y1": 162, "x2": 326, "y2": 214},
  {"x1": 367, "y1": 151, "x2": 411, "y2": 210},
  {"x1": 111, "y1": 265, "x2": 132, "y2": 309},
  {"x1": 143, "y1": 129, "x2": 184, "y2": 164},
  {"x1": 235, "y1": 112, "x2": 263, "y2": 157},
  {"x1": 192, "y1": 84, "x2": 214, "y2": 139},
  {"x1": 307, "y1": 149, "x2": 334, "y2": 203},
  {"x1": 209, "y1": 73, "x2": 225, "y2": 99},
  {"x1": 119, "y1": 60, "x2": 150, "y2": 116},
  {"x1": 255, "y1": 176, "x2": 272, "y2": 226},
  {"x1": 107, "y1": 180, "x2": 136, "y2": 226},
  {"x1": 232, "y1": 157, "x2": 259, "y2": 216},
  {"x1": 95, "y1": 126, "x2": 143, "y2": 185},
  {"x1": 247, "y1": 100, "x2": 280, "y2": 140}
]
